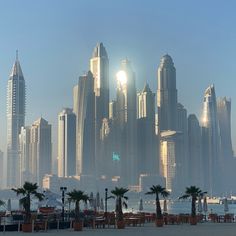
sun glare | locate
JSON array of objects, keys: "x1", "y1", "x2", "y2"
[{"x1": 116, "y1": 70, "x2": 127, "y2": 85}]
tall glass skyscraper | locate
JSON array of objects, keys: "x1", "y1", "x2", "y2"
[
  {"x1": 58, "y1": 108, "x2": 76, "y2": 177},
  {"x1": 73, "y1": 71, "x2": 95, "y2": 176},
  {"x1": 30, "y1": 118, "x2": 52, "y2": 186},
  {"x1": 90, "y1": 43, "x2": 109, "y2": 177},
  {"x1": 116, "y1": 59, "x2": 137, "y2": 185},
  {"x1": 157, "y1": 54, "x2": 177, "y2": 132},
  {"x1": 201, "y1": 85, "x2": 220, "y2": 194},
  {"x1": 188, "y1": 114, "x2": 203, "y2": 188},
  {"x1": 7, "y1": 53, "x2": 25, "y2": 187},
  {"x1": 90, "y1": 42, "x2": 109, "y2": 120},
  {"x1": 137, "y1": 83, "x2": 157, "y2": 176},
  {"x1": 217, "y1": 97, "x2": 233, "y2": 159}
]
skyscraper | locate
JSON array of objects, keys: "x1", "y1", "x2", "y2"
[
  {"x1": 137, "y1": 83, "x2": 157, "y2": 176},
  {"x1": 30, "y1": 118, "x2": 52, "y2": 186},
  {"x1": 7, "y1": 53, "x2": 26, "y2": 187},
  {"x1": 217, "y1": 97, "x2": 233, "y2": 193},
  {"x1": 116, "y1": 59, "x2": 137, "y2": 185},
  {"x1": 58, "y1": 108, "x2": 76, "y2": 177},
  {"x1": 159, "y1": 131, "x2": 178, "y2": 192},
  {"x1": 0, "y1": 151, "x2": 3, "y2": 189},
  {"x1": 188, "y1": 114, "x2": 203, "y2": 187},
  {"x1": 201, "y1": 85, "x2": 220, "y2": 194},
  {"x1": 90, "y1": 43, "x2": 109, "y2": 177},
  {"x1": 73, "y1": 71, "x2": 95, "y2": 176},
  {"x1": 157, "y1": 54, "x2": 177, "y2": 132},
  {"x1": 19, "y1": 126, "x2": 31, "y2": 186},
  {"x1": 176, "y1": 103, "x2": 188, "y2": 189},
  {"x1": 109, "y1": 101, "x2": 117, "y2": 120},
  {"x1": 217, "y1": 97, "x2": 233, "y2": 159},
  {"x1": 90, "y1": 42, "x2": 109, "y2": 120}
]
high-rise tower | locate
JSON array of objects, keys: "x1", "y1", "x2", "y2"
[
  {"x1": 30, "y1": 118, "x2": 52, "y2": 186},
  {"x1": 19, "y1": 126, "x2": 31, "y2": 186},
  {"x1": 116, "y1": 59, "x2": 137, "y2": 185},
  {"x1": 201, "y1": 85, "x2": 220, "y2": 194},
  {"x1": 58, "y1": 108, "x2": 76, "y2": 177},
  {"x1": 157, "y1": 54, "x2": 177, "y2": 132},
  {"x1": 90, "y1": 43, "x2": 109, "y2": 177},
  {"x1": 73, "y1": 71, "x2": 95, "y2": 176},
  {"x1": 90, "y1": 42, "x2": 109, "y2": 119},
  {"x1": 137, "y1": 83, "x2": 157, "y2": 175},
  {"x1": 217, "y1": 97, "x2": 233, "y2": 159},
  {"x1": 176, "y1": 103, "x2": 188, "y2": 189},
  {"x1": 7, "y1": 52, "x2": 26, "y2": 187},
  {"x1": 188, "y1": 114, "x2": 203, "y2": 188}
]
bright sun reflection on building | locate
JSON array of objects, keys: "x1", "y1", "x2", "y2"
[{"x1": 116, "y1": 70, "x2": 127, "y2": 85}]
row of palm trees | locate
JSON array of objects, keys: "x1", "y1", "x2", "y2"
[{"x1": 9, "y1": 182, "x2": 206, "y2": 231}]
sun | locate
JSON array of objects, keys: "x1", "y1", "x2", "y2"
[{"x1": 116, "y1": 70, "x2": 127, "y2": 85}]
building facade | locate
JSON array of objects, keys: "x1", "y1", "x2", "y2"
[
  {"x1": 0, "y1": 151, "x2": 3, "y2": 189},
  {"x1": 115, "y1": 59, "x2": 137, "y2": 185},
  {"x1": 7, "y1": 54, "x2": 26, "y2": 187},
  {"x1": 217, "y1": 97, "x2": 233, "y2": 159},
  {"x1": 90, "y1": 43, "x2": 109, "y2": 177},
  {"x1": 157, "y1": 54, "x2": 177, "y2": 132},
  {"x1": 188, "y1": 114, "x2": 203, "y2": 188},
  {"x1": 201, "y1": 85, "x2": 221, "y2": 194},
  {"x1": 19, "y1": 126, "x2": 31, "y2": 186},
  {"x1": 58, "y1": 108, "x2": 76, "y2": 177},
  {"x1": 137, "y1": 83, "x2": 157, "y2": 176},
  {"x1": 73, "y1": 71, "x2": 95, "y2": 176},
  {"x1": 30, "y1": 118, "x2": 52, "y2": 186}
]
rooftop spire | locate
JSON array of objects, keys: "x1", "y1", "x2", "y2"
[
  {"x1": 10, "y1": 51, "x2": 24, "y2": 78},
  {"x1": 16, "y1": 49, "x2": 18, "y2": 61},
  {"x1": 92, "y1": 42, "x2": 108, "y2": 58}
]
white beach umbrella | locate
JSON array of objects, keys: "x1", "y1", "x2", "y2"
[
  {"x1": 163, "y1": 199, "x2": 167, "y2": 213},
  {"x1": 139, "y1": 198, "x2": 144, "y2": 212},
  {"x1": 198, "y1": 197, "x2": 203, "y2": 213},
  {"x1": 203, "y1": 196, "x2": 208, "y2": 213},
  {"x1": 224, "y1": 198, "x2": 229, "y2": 213}
]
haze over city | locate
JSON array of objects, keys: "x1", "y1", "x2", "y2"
[{"x1": 0, "y1": 0, "x2": 236, "y2": 196}]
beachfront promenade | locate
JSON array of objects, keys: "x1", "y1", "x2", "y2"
[{"x1": 2, "y1": 223, "x2": 236, "y2": 236}]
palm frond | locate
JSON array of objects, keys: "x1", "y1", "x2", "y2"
[
  {"x1": 179, "y1": 194, "x2": 190, "y2": 200},
  {"x1": 146, "y1": 185, "x2": 168, "y2": 197},
  {"x1": 0, "y1": 200, "x2": 5, "y2": 207},
  {"x1": 67, "y1": 189, "x2": 88, "y2": 203},
  {"x1": 123, "y1": 201, "x2": 128, "y2": 209}
]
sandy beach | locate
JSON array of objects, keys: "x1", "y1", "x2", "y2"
[{"x1": 2, "y1": 223, "x2": 236, "y2": 236}]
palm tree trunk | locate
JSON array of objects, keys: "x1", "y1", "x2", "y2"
[
  {"x1": 156, "y1": 194, "x2": 162, "y2": 219},
  {"x1": 75, "y1": 201, "x2": 80, "y2": 222},
  {"x1": 117, "y1": 197, "x2": 123, "y2": 221},
  {"x1": 191, "y1": 197, "x2": 196, "y2": 217},
  {"x1": 25, "y1": 195, "x2": 31, "y2": 223}
]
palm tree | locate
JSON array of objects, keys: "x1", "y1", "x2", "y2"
[
  {"x1": 67, "y1": 190, "x2": 89, "y2": 223},
  {"x1": 12, "y1": 182, "x2": 44, "y2": 224},
  {"x1": 146, "y1": 185, "x2": 169, "y2": 221},
  {"x1": 179, "y1": 186, "x2": 207, "y2": 218},
  {"x1": 111, "y1": 187, "x2": 129, "y2": 222},
  {"x1": 0, "y1": 200, "x2": 5, "y2": 208}
]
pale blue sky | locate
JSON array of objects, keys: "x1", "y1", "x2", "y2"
[{"x1": 0, "y1": 0, "x2": 236, "y2": 156}]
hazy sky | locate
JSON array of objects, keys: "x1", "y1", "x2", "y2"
[{"x1": 0, "y1": 0, "x2": 236, "y2": 157}]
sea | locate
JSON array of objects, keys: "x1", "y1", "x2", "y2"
[
  {"x1": 1, "y1": 197, "x2": 235, "y2": 216},
  {"x1": 0, "y1": 190, "x2": 234, "y2": 215}
]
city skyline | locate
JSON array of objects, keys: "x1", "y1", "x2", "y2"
[{"x1": 0, "y1": 0, "x2": 236, "y2": 166}]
